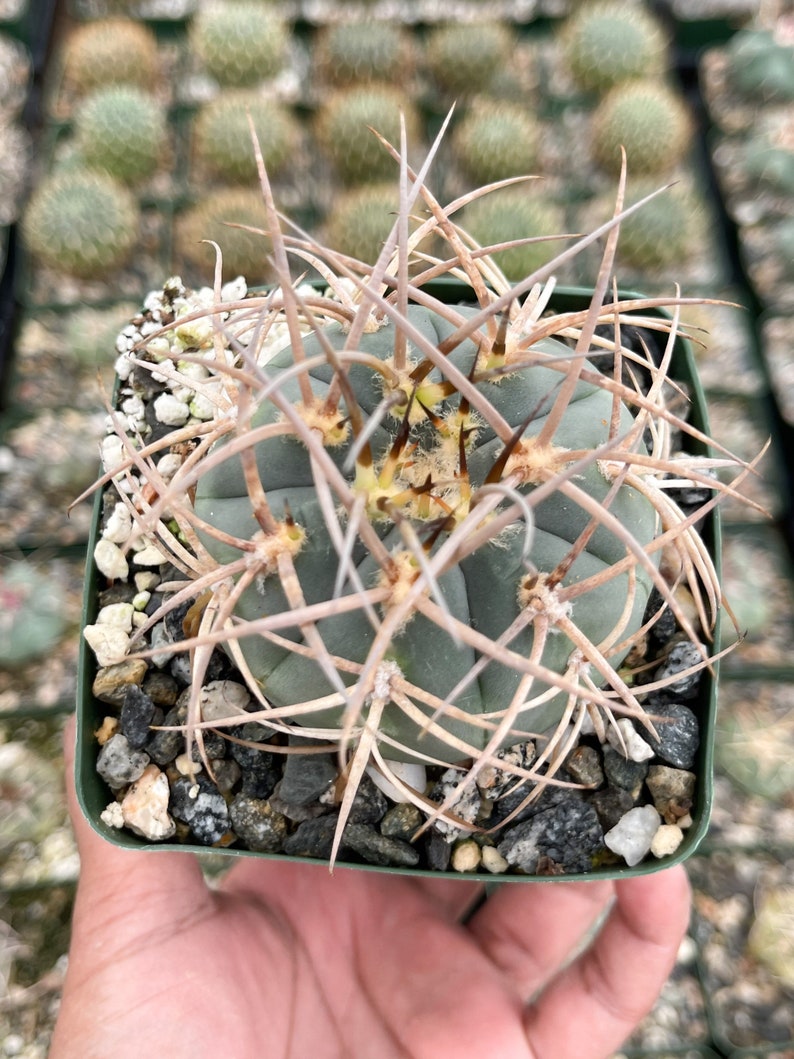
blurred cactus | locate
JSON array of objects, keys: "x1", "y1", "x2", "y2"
[
  {"x1": 591, "y1": 80, "x2": 692, "y2": 176},
  {"x1": 615, "y1": 180, "x2": 698, "y2": 270},
  {"x1": 174, "y1": 187, "x2": 271, "y2": 282},
  {"x1": 73, "y1": 84, "x2": 168, "y2": 186},
  {"x1": 451, "y1": 99, "x2": 540, "y2": 185},
  {"x1": 315, "y1": 85, "x2": 420, "y2": 184},
  {"x1": 189, "y1": 0, "x2": 288, "y2": 87},
  {"x1": 314, "y1": 21, "x2": 413, "y2": 87},
  {"x1": 323, "y1": 183, "x2": 400, "y2": 263},
  {"x1": 22, "y1": 169, "x2": 139, "y2": 280},
  {"x1": 61, "y1": 17, "x2": 160, "y2": 97},
  {"x1": 0, "y1": 562, "x2": 70, "y2": 669},
  {"x1": 460, "y1": 187, "x2": 566, "y2": 281},
  {"x1": 559, "y1": 1, "x2": 668, "y2": 93},
  {"x1": 424, "y1": 22, "x2": 513, "y2": 98},
  {"x1": 724, "y1": 29, "x2": 794, "y2": 104},
  {"x1": 192, "y1": 91, "x2": 300, "y2": 184}
]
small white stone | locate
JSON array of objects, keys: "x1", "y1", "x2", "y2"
[
  {"x1": 153, "y1": 392, "x2": 190, "y2": 426},
  {"x1": 102, "y1": 502, "x2": 133, "y2": 545},
  {"x1": 149, "y1": 622, "x2": 173, "y2": 668},
  {"x1": 605, "y1": 805, "x2": 661, "y2": 867},
  {"x1": 189, "y1": 393, "x2": 216, "y2": 420},
  {"x1": 451, "y1": 839, "x2": 482, "y2": 873},
  {"x1": 367, "y1": 760, "x2": 427, "y2": 803},
  {"x1": 200, "y1": 680, "x2": 251, "y2": 721},
  {"x1": 83, "y1": 624, "x2": 131, "y2": 667},
  {"x1": 122, "y1": 765, "x2": 176, "y2": 841},
  {"x1": 222, "y1": 275, "x2": 247, "y2": 301},
  {"x1": 481, "y1": 845, "x2": 509, "y2": 874},
  {"x1": 155, "y1": 452, "x2": 183, "y2": 480},
  {"x1": 607, "y1": 718, "x2": 655, "y2": 762},
  {"x1": 96, "y1": 601, "x2": 134, "y2": 632},
  {"x1": 132, "y1": 543, "x2": 167, "y2": 566},
  {"x1": 100, "y1": 801, "x2": 125, "y2": 829},
  {"x1": 132, "y1": 611, "x2": 148, "y2": 629},
  {"x1": 93, "y1": 539, "x2": 130, "y2": 581},
  {"x1": 132, "y1": 590, "x2": 151, "y2": 611},
  {"x1": 100, "y1": 434, "x2": 125, "y2": 476},
  {"x1": 175, "y1": 753, "x2": 201, "y2": 778},
  {"x1": 650, "y1": 824, "x2": 684, "y2": 859},
  {"x1": 134, "y1": 570, "x2": 160, "y2": 592}
]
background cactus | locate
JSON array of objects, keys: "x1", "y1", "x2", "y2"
[
  {"x1": 423, "y1": 22, "x2": 514, "y2": 98},
  {"x1": 189, "y1": 0, "x2": 288, "y2": 88},
  {"x1": 322, "y1": 182, "x2": 400, "y2": 263},
  {"x1": 459, "y1": 186, "x2": 567, "y2": 281},
  {"x1": 613, "y1": 180, "x2": 699, "y2": 270},
  {"x1": 72, "y1": 84, "x2": 168, "y2": 186},
  {"x1": 558, "y1": 0, "x2": 668, "y2": 93},
  {"x1": 591, "y1": 80, "x2": 693, "y2": 176},
  {"x1": 315, "y1": 85, "x2": 420, "y2": 184},
  {"x1": 61, "y1": 17, "x2": 160, "y2": 97},
  {"x1": 192, "y1": 91, "x2": 300, "y2": 185},
  {"x1": 0, "y1": 562, "x2": 69, "y2": 669},
  {"x1": 22, "y1": 169, "x2": 139, "y2": 279},
  {"x1": 723, "y1": 29, "x2": 794, "y2": 104},
  {"x1": 173, "y1": 187, "x2": 270, "y2": 282},
  {"x1": 314, "y1": 21, "x2": 413, "y2": 87},
  {"x1": 451, "y1": 99, "x2": 541, "y2": 185}
]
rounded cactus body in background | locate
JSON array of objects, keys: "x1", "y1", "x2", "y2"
[
  {"x1": 192, "y1": 92, "x2": 301, "y2": 185},
  {"x1": 189, "y1": 0, "x2": 288, "y2": 87},
  {"x1": 559, "y1": 0, "x2": 668, "y2": 94},
  {"x1": 591, "y1": 80, "x2": 693, "y2": 176},
  {"x1": 73, "y1": 84, "x2": 168, "y2": 186},
  {"x1": 62, "y1": 17, "x2": 160, "y2": 97},
  {"x1": 316, "y1": 85, "x2": 420, "y2": 184}
]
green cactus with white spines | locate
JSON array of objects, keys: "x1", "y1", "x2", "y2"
[
  {"x1": 614, "y1": 181, "x2": 699, "y2": 270},
  {"x1": 314, "y1": 21, "x2": 414, "y2": 88},
  {"x1": 174, "y1": 187, "x2": 270, "y2": 282},
  {"x1": 559, "y1": 1, "x2": 668, "y2": 94},
  {"x1": 22, "y1": 169, "x2": 138, "y2": 279},
  {"x1": 315, "y1": 85, "x2": 421, "y2": 184},
  {"x1": 323, "y1": 183, "x2": 401, "y2": 264},
  {"x1": 460, "y1": 186, "x2": 567, "y2": 282},
  {"x1": 73, "y1": 84, "x2": 168, "y2": 186},
  {"x1": 189, "y1": 0, "x2": 288, "y2": 88},
  {"x1": 192, "y1": 92, "x2": 301, "y2": 185},
  {"x1": 451, "y1": 99, "x2": 541, "y2": 186},
  {"x1": 724, "y1": 29, "x2": 794, "y2": 104},
  {"x1": 424, "y1": 22, "x2": 514, "y2": 99},
  {"x1": 88, "y1": 125, "x2": 747, "y2": 865},
  {"x1": 61, "y1": 17, "x2": 160, "y2": 97},
  {"x1": 591, "y1": 80, "x2": 693, "y2": 176}
]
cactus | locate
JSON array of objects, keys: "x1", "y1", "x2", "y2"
[
  {"x1": 424, "y1": 22, "x2": 513, "y2": 98},
  {"x1": 61, "y1": 17, "x2": 160, "y2": 97},
  {"x1": 315, "y1": 85, "x2": 420, "y2": 184},
  {"x1": 83, "y1": 117, "x2": 751, "y2": 870},
  {"x1": 743, "y1": 140, "x2": 794, "y2": 197},
  {"x1": 189, "y1": 0, "x2": 288, "y2": 88},
  {"x1": 559, "y1": 1, "x2": 668, "y2": 94},
  {"x1": 73, "y1": 84, "x2": 168, "y2": 186},
  {"x1": 323, "y1": 183, "x2": 401, "y2": 263},
  {"x1": 451, "y1": 99, "x2": 541, "y2": 185},
  {"x1": 192, "y1": 91, "x2": 300, "y2": 185},
  {"x1": 614, "y1": 180, "x2": 698, "y2": 270},
  {"x1": 591, "y1": 80, "x2": 693, "y2": 176},
  {"x1": 0, "y1": 562, "x2": 69, "y2": 669},
  {"x1": 724, "y1": 29, "x2": 794, "y2": 104},
  {"x1": 459, "y1": 186, "x2": 567, "y2": 281},
  {"x1": 173, "y1": 187, "x2": 270, "y2": 282},
  {"x1": 314, "y1": 21, "x2": 413, "y2": 87},
  {"x1": 22, "y1": 169, "x2": 139, "y2": 280}
]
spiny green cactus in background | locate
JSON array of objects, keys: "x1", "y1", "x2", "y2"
[
  {"x1": 451, "y1": 99, "x2": 541, "y2": 186},
  {"x1": 189, "y1": 0, "x2": 288, "y2": 87},
  {"x1": 314, "y1": 21, "x2": 414, "y2": 87},
  {"x1": 743, "y1": 137, "x2": 794, "y2": 196},
  {"x1": 460, "y1": 186, "x2": 567, "y2": 281},
  {"x1": 724, "y1": 29, "x2": 794, "y2": 104},
  {"x1": 61, "y1": 17, "x2": 160, "y2": 97},
  {"x1": 22, "y1": 169, "x2": 139, "y2": 280},
  {"x1": 591, "y1": 80, "x2": 693, "y2": 176},
  {"x1": 323, "y1": 182, "x2": 400, "y2": 263},
  {"x1": 72, "y1": 84, "x2": 168, "y2": 186},
  {"x1": 558, "y1": 0, "x2": 668, "y2": 93},
  {"x1": 315, "y1": 85, "x2": 420, "y2": 184},
  {"x1": 0, "y1": 562, "x2": 69, "y2": 668},
  {"x1": 174, "y1": 187, "x2": 270, "y2": 282},
  {"x1": 192, "y1": 91, "x2": 300, "y2": 185},
  {"x1": 424, "y1": 21, "x2": 514, "y2": 98},
  {"x1": 614, "y1": 180, "x2": 699, "y2": 270}
]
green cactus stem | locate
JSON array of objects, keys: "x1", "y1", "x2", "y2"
[
  {"x1": 189, "y1": 0, "x2": 288, "y2": 88},
  {"x1": 192, "y1": 92, "x2": 300, "y2": 185},
  {"x1": 73, "y1": 84, "x2": 168, "y2": 186},
  {"x1": 424, "y1": 22, "x2": 514, "y2": 98},
  {"x1": 451, "y1": 99, "x2": 541, "y2": 185},
  {"x1": 22, "y1": 169, "x2": 139, "y2": 279},
  {"x1": 559, "y1": 1, "x2": 668, "y2": 94},
  {"x1": 591, "y1": 80, "x2": 693, "y2": 176},
  {"x1": 61, "y1": 17, "x2": 160, "y2": 97}
]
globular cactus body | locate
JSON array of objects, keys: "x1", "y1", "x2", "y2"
[
  {"x1": 316, "y1": 86, "x2": 420, "y2": 184},
  {"x1": 424, "y1": 22, "x2": 513, "y2": 98},
  {"x1": 193, "y1": 92, "x2": 300, "y2": 184},
  {"x1": 174, "y1": 187, "x2": 270, "y2": 281},
  {"x1": 323, "y1": 183, "x2": 400, "y2": 262},
  {"x1": 460, "y1": 187, "x2": 566, "y2": 281},
  {"x1": 23, "y1": 169, "x2": 138, "y2": 279},
  {"x1": 725, "y1": 29, "x2": 794, "y2": 104},
  {"x1": 73, "y1": 84, "x2": 168, "y2": 185},
  {"x1": 189, "y1": 0, "x2": 288, "y2": 87},
  {"x1": 559, "y1": 1, "x2": 668, "y2": 93},
  {"x1": 62, "y1": 17, "x2": 159, "y2": 96},
  {"x1": 592, "y1": 80, "x2": 692, "y2": 176},
  {"x1": 193, "y1": 307, "x2": 658, "y2": 761},
  {"x1": 452, "y1": 100, "x2": 540, "y2": 185},
  {"x1": 315, "y1": 21, "x2": 412, "y2": 87}
]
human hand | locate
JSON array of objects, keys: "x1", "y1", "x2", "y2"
[{"x1": 51, "y1": 715, "x2": 691, "y2": 1059}]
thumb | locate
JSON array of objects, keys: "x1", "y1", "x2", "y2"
[{"x1": 63, "y1": 712, "x2": 208, "y2": 912}]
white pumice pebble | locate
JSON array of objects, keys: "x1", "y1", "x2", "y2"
[
  {"x1": 154, "y1": 393, "x2": 190, "y2": 426},
  {"x1": 156, "y1": 453, "x2": 184, "y2": 480},
  {"x1": 102, "y1": 502, "x2": 133, "y2": 545},
  {"x1": 607, "y1": 717, "x2": 655, "y2": 762},
  {"x1": 93, "y1": 539, "x2": 129, "y2": 581},
  {"x1": 367, "y1": 760, "x2": 427, "y2": 802},
  {"x1": 83, "y1": 623, "x2": 132, "y2": 668},
  {"x1": 132, "y1": 543, "x2": 167, "y2": 567},
  {"x1": 96, "y1": 602, "x2": 134, "y2": 632},
  {"x1": 100, "y1": 435, "x2": 125, "y2": 476}
]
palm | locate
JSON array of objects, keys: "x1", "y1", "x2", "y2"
[{"x1": 52, "y1": 724, "x2": 690, "y2": 1059}]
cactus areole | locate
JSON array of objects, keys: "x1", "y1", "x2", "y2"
[{"x1": 193, "y1": 298, "x2": 660, "y2": 765}]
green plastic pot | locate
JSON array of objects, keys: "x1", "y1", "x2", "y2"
[{"x1": 75, "y1": 284, "x2": 721, "y2": 882}]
